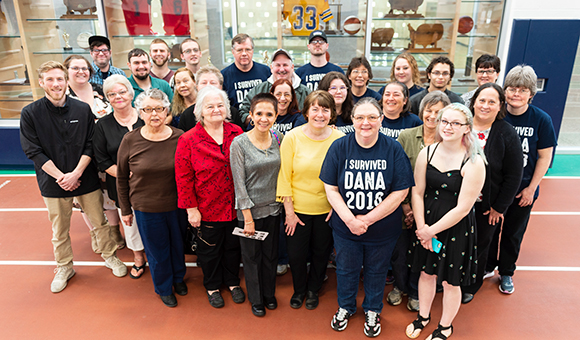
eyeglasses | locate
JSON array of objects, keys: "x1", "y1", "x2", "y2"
[
  {"x1": 505, "y1": 87, "x2": 531, "y2": 95},
  {"x1": 274, "y1": 93, "x2": 291, "y2": 99},
  {"x1": 69, "y1": 66, "x2": 89, "y2": 72},
  {"x1": 431, "y1": 71, "x2": 450, "y2": 77},
  {"x1": 183, "y1": 48, "x2": 200, "y2": 55},
  {"x1": 352, "y1": 115, "x2": 381, "y2": 123},
  {"x1": 233, "y1": 48, "x2": 253, "y2": 54},
  {"x1": 351, "y1": 69, "x2": 368, "y2": 75},
  {"x1": 91, "y1": 48, "x2": 110, "y2": 54},
  {"x1": 107, "y1": 90, "x2": 128, "y2": 98},
  {"x1": 477, "y1": 69, "x2": 497, "y2": 75},
  {"x1": 141, "y1": 106, "x2": 167, "y2": 113},
  {"x1": 310, "y1": 40, "x2": 326, "y2": 45},
  {"x1": 329, "y1": 86, "x2": 347, "y2": 92},
  {"x1": 439, "y1": 119, "x2": 467, "y2": 129}
]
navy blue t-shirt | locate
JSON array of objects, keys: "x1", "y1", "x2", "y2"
[
  {"x1": 378, "y1": 84, "x2": 424, "y2": 98},
  {"x1": 246, "y1": 111, "x2": 306, "y2": 134},
  {"x1": 353, "y1": 88, "x2": 382, "y2": 104},
  {"x1": 504, "y1": 104, "x2": 557, "y2": 197},
  {"x1": 320, "y1": 133, "x2": 414, "y2": 244},
  {"x1": 335, "y1": 115, "x2": 354, "y2": 135},
  {"x1": 221, "y1": 62, "x2": 271, "y2": 109},
  {"x1": 295, "y1": 62, "x2": 344, "y2": 91},
  {"x1": 380, "y1": 113, "x2": 422, "y2": 139}
]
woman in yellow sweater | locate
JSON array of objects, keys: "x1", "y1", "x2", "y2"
[{"x1": 277, "y1": 90, "x2": 345, "y2": 310}]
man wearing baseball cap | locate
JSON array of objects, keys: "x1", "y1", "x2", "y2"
[
  {"x1": 239, "y1": 48, "x2": 311, "y2": 128},
  {"x1": 296, "y1": 30, "x2": 344, "y2": 91},
  {"x1": 88, "y1": 35, "x2": 126, "y2": 86}
]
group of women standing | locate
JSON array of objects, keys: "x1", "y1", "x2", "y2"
[{"x1": 64, "y1": 49, "x2": 556, "y2": 340}]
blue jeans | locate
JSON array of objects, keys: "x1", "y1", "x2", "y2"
[
  {"x1": 334, "y1": 231, "x2": 399, "y2": 314},
  {"x1": 134, "y1": 209, "x2": 186, "y2": 296}
]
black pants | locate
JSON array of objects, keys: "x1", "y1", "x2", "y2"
[
  {"x1": 196, "y1": 220, "x2": 241, "y2": 290},
  {"x1": 240, "y1": 214, "x2": 280, "y2": 305},
  {"x1": 391, "y1": 228, "x2": 419, "y2": 299},
  {"x1": 286, "y1": 213, "x2": 333, "y2": 295},
  {"x1": 463, "y1": 202, "x2": 499, "y2": 295},
  {"x1": 486, "y1": 198, "x2": 535, "y2": 277}
]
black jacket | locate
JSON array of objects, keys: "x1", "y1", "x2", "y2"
[
  {"x1": 481, "y1": 119, "x2": 523, "y2": 214},
  {"x1": 20, "y1": 96, "x2": 100, "y2": 197}
]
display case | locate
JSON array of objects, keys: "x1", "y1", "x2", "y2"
[
  {"x1": 102, "y1": 0, "x2": 210, "y2": 72},
  {"x1": 10, "y1": 0, "x2": 102, "y2": 105}
]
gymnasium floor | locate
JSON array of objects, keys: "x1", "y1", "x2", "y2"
[{"x1": 0, "y1": 158, "x2": 578, "y2": 340}]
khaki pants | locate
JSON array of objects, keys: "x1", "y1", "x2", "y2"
[{"x1": 43, "y1": 189, "x2": 116, "y2": 268}]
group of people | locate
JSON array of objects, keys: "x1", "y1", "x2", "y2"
[{"x1": 20, "y1": 30, "x2": 557, "y2": 339}]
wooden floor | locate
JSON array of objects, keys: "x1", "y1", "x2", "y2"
[{"x1": 0, "y1": 175, "x2": 578, "y2": 340}]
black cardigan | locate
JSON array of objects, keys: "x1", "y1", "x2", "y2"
[{"x1": 481, "y1": 119, "x2": 523, "y2": 213}]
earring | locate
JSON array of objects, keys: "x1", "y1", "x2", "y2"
[{"x1": 249, "y1": 119, "x2": 255, "y2": 127}]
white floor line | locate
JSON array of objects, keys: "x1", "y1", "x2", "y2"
[
  {"x1": 0, "y1": 174, "x2": 35, "y2": 177},
  {"x1": 0, "y1": 261, "x2": 578, "y2": 271},
  {"x1": 0, "y1": 180, "x2": 10, "y2": 189}
]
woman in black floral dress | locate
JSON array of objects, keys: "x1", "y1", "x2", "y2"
[{"x1": 405, "y1": 103, "x2": 486, "y2": 340}]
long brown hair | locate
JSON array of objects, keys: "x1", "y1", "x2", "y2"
[
  {"x1": 270, "y1": 78, "x2": 299, "y2": 115},
  {"x1": 171, "y1": 67, "x2": 196, "y2": 117}
]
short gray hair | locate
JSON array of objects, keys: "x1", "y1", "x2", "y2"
[
  {"x1": 134, "y1": 88, "x2": 170, "y2": 111},
  {"x1": 194, "y1": 86, "x2": 231, "y2": 125},
  {"x1": 195, "y1": 65, "x2": 224, "y2": 86},
  {"x1": 503, "y1": 64, "x2": 538, "y2": 101},
  {"x1": 103, "y1": 75, "x2": 134, "y2": 101},
  {"x1": 418, "y1": 91, "x2": 451, "y2": 121},
  {"x1": 352, "y1": 97, "x2": 382, "y2": 117}
]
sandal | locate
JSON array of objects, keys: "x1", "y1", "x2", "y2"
[
  {"x1": 129, "y1": 264, "x2": 146, "y2": 279},
  {"x1": 426, "y1": 324, "x2": 453, "y2": 340},
  {"x1": 405, "y1": 312, "x2": 430, "y2": 339}
]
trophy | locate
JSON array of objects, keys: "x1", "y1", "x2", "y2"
[{"x1": 63, "y1": 30, "x2": 73, "y2": 51}]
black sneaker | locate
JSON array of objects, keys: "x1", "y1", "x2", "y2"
[
  {"x1": 364, "y1": 311, "x2": 381, "y2": 337},
  {"x1": 160, "y1": 294, "x2": 177, "y2": 308},
  {"x1": 331, "y1": 308, "x2": 351, "y2": 331},
  {"x1": 207, "y1": 291, "x2": 225, "y2": 308},
  {"x1": 230, "y1": 286, "x2": 246, "y2": 303},
  {"x1": 173, "y1": 282, "x2": 188, "y2": 296}
]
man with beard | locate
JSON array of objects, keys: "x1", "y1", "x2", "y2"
[
  {"x1": 409, "y1": 56, "x2": 464, "y2": 114},
  {"x1": 296, "y1": 30, "x2": 344, "y2": 91},
  {"x1": 221, "y1": 33, "x2": 271, "y2": 110},
  {"x1": 149, "y1": 38, "x2": 175, "y2": 83},
  {"x1": 127, "y1": 48, "x2": 173, "y2": 105},
  {"x1": 239, "y1": 49, "x2": 310, "y2": 127},
  {"x1": 88, "y1": 35, "x2": 126, "y2": 86},
  {"x1": 20, "y1": 61, "x2": 128, "y2": 293}
]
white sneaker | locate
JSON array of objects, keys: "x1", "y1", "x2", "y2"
[
  {"x1": 276, "y1": 264, "x2": 288, "y2": 276},
  {"x1": 105, "y1": 255, "x2": 127, "y2": 277},
  {"x1": 364, "y1": 311, "x2": 381, "y2": 337},
  {"x1": 386, "y1": 286, "x2": 404, "y2": 306},
  {"x1": 51, "y1": 267, "x2": 75, "y2": 293},
  {"x1": 331, "y1": 307, "x2": 351, "y2": 331},
  {"x1": 483, "y1": 270, "x2": 495, "y2": 280}
]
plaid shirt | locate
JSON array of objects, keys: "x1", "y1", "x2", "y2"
[{"x1": 90, "y1": 62, "x2": 126, "y2": 86}]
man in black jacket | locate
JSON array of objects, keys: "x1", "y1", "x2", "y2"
[{"x1": 20, "y1": 61, "x2": 127, "y2": 293}]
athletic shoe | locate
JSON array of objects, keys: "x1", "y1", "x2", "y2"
[
  {"x1": 407, "y1": 297, "x2": 420, "y2": 312},
  {"x1": 276, "y1": 264, "x2": 288, "y2": 276},
  {"x1": 331, "y1": 308, "x2": 351, "y2": 331},
  {"x1": 104, "y1": 255, "x2": 127, "y2": 277},
  {"x1": 364, "y1": 311, "x2": 381, "y2": 337},
  {"x1": 499, "y1": 275, "x2": 514, "y2": 294},
  {"x1": 51, "y1": 267, "x2": 75, "y2": 293},
  {"x1": 483, "y1": 270, "x2": 495, "y2": 280},
  {"x1": 385, "y1": 274, "x2": 395, "y2": 285},
  {"x1": 386, "y1": 286, "x2": 404, "y2": 306}
]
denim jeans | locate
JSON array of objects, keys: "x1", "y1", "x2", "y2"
[
  {"x1": 334, "y1": 230, "x2": 399, "y2": 314},
  {"x1": 134, "y1": 209, "x2": 186, "y2": 296}
]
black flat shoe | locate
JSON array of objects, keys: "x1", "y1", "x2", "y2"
[
  {"x1": 264, "y1": 296, "x2": 277, "y2": 310},
  {"x1": 207, "y1": 291, "x2": 225, "y2": 308},
  {"x1": 251, "y1": 304, "x2": 266, "y2": 317},
  {"x1": 160, "y1": 294, "x2": 177, "y2": 308},
  {"x1": 230, "y1": 286, "x2": 246, "y2": 304},
  {"x1": 174, "y1": 282, "x2": 188, "y2": 296},
  {"x1": 290, "y1": 292, "x2": 305, "y2": 309},
  {"x1": 305, "y1": 291, "x2": 319, "y2": 310},
  {"x1": 461, "y1": 292, "x2": 474, "y2": 304}
]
